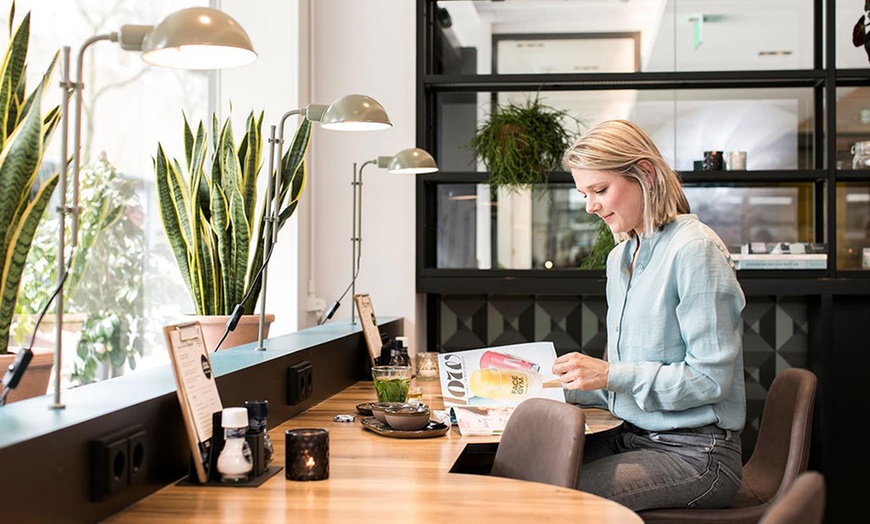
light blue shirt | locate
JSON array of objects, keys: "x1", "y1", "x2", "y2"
[{"x1": 566, "y1": 214, "x2": 746, "y2": 432}]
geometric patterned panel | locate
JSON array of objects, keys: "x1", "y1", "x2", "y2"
[{"x1": 437, "y1": 294, "x2": 811, "y2": 462}]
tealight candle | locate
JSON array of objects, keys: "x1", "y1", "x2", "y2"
[{"x1": 285, "y1": 428, "x2": 329, "y2": 481}]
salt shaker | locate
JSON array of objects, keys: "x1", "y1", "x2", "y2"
[{"x1": 216, "y1": 407, "x2": 253, "y2": 483}]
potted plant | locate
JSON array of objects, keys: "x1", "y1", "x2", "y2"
[
  {"x1": 467, "y1": 94, "x2": 583, "y2": 192},
  {"x1": 15, "y1": 155, "x2": 153, "y2": 387},
  {"x1": 0, "y1": 4, "x2": 62, "y2": 402},
  {"x1": 153, "y1": 110, "x2": 310, "y2": 350}
]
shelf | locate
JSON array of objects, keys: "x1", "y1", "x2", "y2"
[
  {"x1": 420, "y1": 170, "x2": 828, "y2": 185},
  {"x1": 418, "y1": 272, "x2": 870, "y2": 296},
  {"x1": 424, "y1": 70, "x2": 825, "y2": 93}
]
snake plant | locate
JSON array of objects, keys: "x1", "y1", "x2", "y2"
[
  {"x1": 154, "y1": 110, "x2": 310, "y2": 316},
  {"x1": 0, "y1": 6, "x2": 62, "y2": 354}
]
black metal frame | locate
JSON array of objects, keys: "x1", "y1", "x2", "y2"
[
  {"x1": 416, "y1": 3, "x2": 870, "y2": 521},
  {"x1": 416, "y1": 0, "x2": 870, "y2": 300}
]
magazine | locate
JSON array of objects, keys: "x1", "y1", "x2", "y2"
[{"x1": 437, "y1": 341, "x2": 565, "y2": 436}]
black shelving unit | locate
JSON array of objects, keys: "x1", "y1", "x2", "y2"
[{"x1": 416, "y1": 1, "x2": 870, "y2": 521}]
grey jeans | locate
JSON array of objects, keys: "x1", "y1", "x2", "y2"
[{"x1": 578, "y1": 422, "x2": 743, "y2": 512}]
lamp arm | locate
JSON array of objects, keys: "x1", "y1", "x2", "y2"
[
  {"x1": 350, "y1": 159, "x2": 378, "y2": 324},
  {"x1": 50, "y1": 32, "x2": 119, "y2": 408},
  {"x1": 256, "y1": 108, "x2": 304, "y2": 349},
  {"x1": 71, "y1": 33, "x2": 116, "y2": 248}
]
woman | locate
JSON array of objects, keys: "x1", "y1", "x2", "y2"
[{"x1": 553, "y1": 119, "x2": 746, "y2": 511}]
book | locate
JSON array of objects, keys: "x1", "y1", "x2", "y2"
[
  {"x1": 732, "y1": 254, "x2": 827, "y2": 270},
  {"x1": 437, "y1": 342, "x2": 565, "y2": 436}
]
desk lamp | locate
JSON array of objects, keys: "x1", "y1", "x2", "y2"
[
  {"x1": 50, "y1": 7, "x2": 256, "y2": 410},
  {"x1": 254, "y1": 95, "x2": 393, "y2": 350},
  {"x1": 347, "y1": 148, "x2": 438, "y2": 324}
]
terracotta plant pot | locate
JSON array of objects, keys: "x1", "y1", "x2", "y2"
[
  {"x1": 0, "y1": 346, "x2": 53, "y2": 404},
  {"x1": 188, "y1": 314, "x2": 276, "y2": 352}
]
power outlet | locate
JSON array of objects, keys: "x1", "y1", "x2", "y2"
[
  {"x1": 90, "y1": 432, "x2": 130, "y2": 501},
  {"x1": 127, "y1": 428, "x2": 147, "y2": 485},
  {"x1": 287, "y1": 360, "x2": 313, "y2": 405},
  {"x1": 90, "y1": 424, "x2": 146, "y2": 501}
]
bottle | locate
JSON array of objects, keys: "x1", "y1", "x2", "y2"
[
  {"x1": 245, "y1": 400, "x2": 273, "y2": 466},
  {"x1": 478, "y1": 350, "x2": 540, "y2": 373},
  {"x1": 216, "y1": 407, "x2": 253, "y2": 483},
  {"x1": 469, "y1": 368, "x2": 560, "y2": 401},
  {"x1": 853, "y1": 141, "x2": 870, "y2": 169},
  {"x1": 388, "y1": 338, "x2": 411, "y2": 367}
]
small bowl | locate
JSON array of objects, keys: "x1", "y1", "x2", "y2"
[
  {"x1": 384, "y1": 404, "x2": 431, "y2": 431},
  {"x1": 370, "y1": 402, "x2": 405, "y2": 423}
]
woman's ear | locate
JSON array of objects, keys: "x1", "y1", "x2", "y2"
[{"x1": 637, "y1": 159, "x2": 656, "y2": 184}]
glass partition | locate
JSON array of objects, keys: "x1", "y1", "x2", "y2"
[
  {"x1": 436, "y1": 87, "x2": 816, "y2": 173},
  {"x1": 434, "y1": 0, "x2": 815, "y2": 75},
  {"x1": 837, "y1": 183, "x2": 870, "y2": 269},
  {"x1": 435, "y1": 182, "x2": 818, "y2": 269}
]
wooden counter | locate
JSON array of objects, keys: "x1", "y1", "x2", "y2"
[{"x1": 105, "y1": 380, "x2": 639, "y2": 523}]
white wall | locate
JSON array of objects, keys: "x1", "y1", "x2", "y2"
[
  {"x1": 220, "y1": 0, "x2": 301, "y2": 336},
  {"x1": 221, "y1": 1, "x2": 420, "y2": 350},
  {"x1": 306, "y1": 0, "x2": 420, "y2": 349}
]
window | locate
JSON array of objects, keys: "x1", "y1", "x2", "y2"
[{"x1": 9, "y1": 0, "x2": 210, "y2": 387}]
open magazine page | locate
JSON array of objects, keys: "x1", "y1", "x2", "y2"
[{"x1": 437, "y1": 342, "x2": 565, "y2": 436}]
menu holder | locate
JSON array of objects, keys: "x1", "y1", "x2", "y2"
[
  {"x1": 164, "y1": 321, "x2": 223, "y2": 484},
  {"x1": 354, "y1": 293, "x2": 382, "y2": 365}
]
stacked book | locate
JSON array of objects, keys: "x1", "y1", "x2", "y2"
[{"x1": 731, "y1": 242, "x2": 827, "y2": 270}]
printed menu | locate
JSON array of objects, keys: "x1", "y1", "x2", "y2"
[
  {"x1": 437, "y1": 342, "x2": 565, "y2": 436},
  {"x1": 164, "y1": 322, "x2": 223, "y2": 483}
]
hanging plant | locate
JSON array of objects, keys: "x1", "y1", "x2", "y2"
[{"x1": 467, "y1": 95, "x2": 583, "y2": 193}]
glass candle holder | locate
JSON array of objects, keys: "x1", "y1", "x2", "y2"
[
  {"x1": 415, "y1": 352, "x2": 440, "y2": 380},
  {"x1": 285, "y1": 428, "x2": 329, "y2": 481}
]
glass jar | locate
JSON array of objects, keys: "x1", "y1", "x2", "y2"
[{"x1": 852, "y1": 141, "x2": 870, "y2": 169}]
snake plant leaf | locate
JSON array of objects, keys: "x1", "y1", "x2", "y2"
[
  {"x1": 0, "y1": 82, "x2": 49, "y2": 259},
  {"x1": 0, "y1": 6, "x2": 60, "y2": 354},
  {"x1": 0, "y1": 173, "x2": 58, "y2": 350},
  {"x1": 154, "y1": 145, "x2": 195, "y2": 304},
  {"x1": 210, "y1": 129, "x2": 234, "y2": 313},
  {"x1": 156, "y1": 109, "x2": 311, "y2": 318},
  {"x1": 239, "y1": 111, "x2": 262, "y2": 227},
  {"x1": 0, "y1": 10, "x2": 28, "y2": 145}
]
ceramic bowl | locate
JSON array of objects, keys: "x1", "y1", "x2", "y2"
[
  {"x1": 384, "y1": 404, "x2": 431, "y2": 431},
  {"x1": 370, "y1": 402, "x2": 405, "y2": 423}
]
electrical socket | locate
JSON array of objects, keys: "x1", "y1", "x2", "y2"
[
  {"x1": 127, "y1": 428, "x2": 147, "y2": 485},
  {"x1": 90, "y1": 424, "x2": 146, "y2": 501},
  {"x1": 287, "y1": 360, "x2": 313, "y2": 405}
]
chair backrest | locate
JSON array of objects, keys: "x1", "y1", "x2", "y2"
[
  {"x1": 731, "y1": 368, "x2": 818, "y2": 507},
  {"x1": 758, "y1": 471, "x2": 826, "y2": 524},
  {"x1": 490, "y1": 397, "x2": 586, "y2": 488},
  {"x1": 639, "y1": 368, "x2": 818, "y2": 523}
]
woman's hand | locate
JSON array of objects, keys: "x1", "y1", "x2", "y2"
[{"x1": 552, "y1": 352, "x2": 610, "y2": 390}]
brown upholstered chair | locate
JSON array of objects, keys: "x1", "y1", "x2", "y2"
[
  {"x1": 758, "y1": 471, "x2": 826, "y2": 524},
  {"x1": 490, "y1": 397, "x2": 586, "y2": 488},
  {"x1": 639, "y1": 368, "x2": 818, "y2": 524}
]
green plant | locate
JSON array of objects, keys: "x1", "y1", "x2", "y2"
[
  {"x1": 154, "y1": 110, "x2": 311, "y2": 316},
  {"x1": 579, "y1": 218, "x2": 616, "y2": 269},
  {"x1": 467, "y1": 95, "x2": 582, "y2": 193},
  {"x1": 14, "y1": 155, "x2": 149, "y2": 384},
  {"x1": 0, "y1": 3, "x2": 61, "y2": 355}
]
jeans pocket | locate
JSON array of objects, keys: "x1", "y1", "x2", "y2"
[{"x1": 687, "y1": 461, "x2": 742, "y2": 508}]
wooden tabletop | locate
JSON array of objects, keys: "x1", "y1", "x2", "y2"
[{"x1": 104, "y1": 380, "x2": 639, "y2": 523}]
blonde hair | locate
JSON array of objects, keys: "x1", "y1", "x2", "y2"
[{"x1": 562, "y1": 119, "x2": 690, "y2": 242}]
